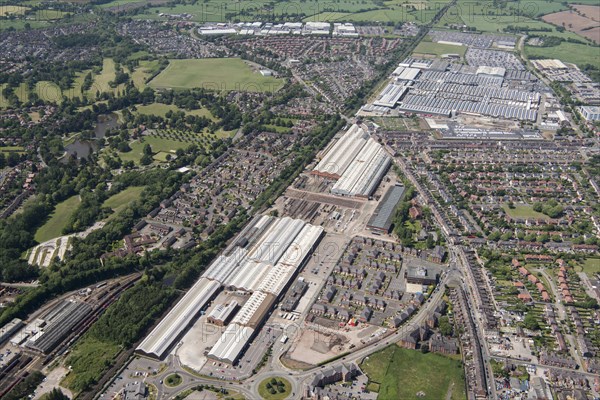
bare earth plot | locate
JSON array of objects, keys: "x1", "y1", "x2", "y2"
[{"x1": 542, "y1": 8, "x2": 600, "y2": 43}]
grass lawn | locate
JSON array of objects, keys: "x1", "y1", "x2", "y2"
[
  {"x1": 164, "y1": 373, "x2": 182, "y2": 387},
  {"x1": 582, "y1": 258, "x2": 600, "y2": 276},
  {"x1": 0, "y1": 146, "x2": 25, "y2": 153},
  {"x1": 102, "y1": 186, "x2": 145, "y2": 219},
  {"x1": 258, "y1": 377, "x2": 292, "y2": 400},
  {"x1": 35, "y1": 195, "x2": 80, "y2": 243},
  {"x1": 361, "y1": 345, "x2": 466, "y2": 400},
  {"x1": 134, "y1": 103, "x2": 216, "y2": 120},
  {"x1": 525, "y1": 42, "x2": 600, "y2": 68},
  {"x1": 148, "y1": 58, "x2": 285, "y2": 93},
  {"x1": 413, "y1": 40, "x2": 466, "y2": 57},
  {"x1": 502, "y1": 204, "x2": 549, "y2": 220}
]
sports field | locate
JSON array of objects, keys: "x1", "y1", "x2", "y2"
[
  {"x1": 35, "y1": 195, "x2": 81, "y2": 243},
  {"x1": 148, "y1": 58, "x2": 284, "y2": 92},
  {"x1": 361, "y1": 345, "x2": 466, "y2": 400},
  {"x1": 413, "y1": 40, "x2": 466, "y2": 57}
]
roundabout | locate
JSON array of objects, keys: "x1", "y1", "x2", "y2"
[{"x1": 257, "y1": 376, "x2": 292, "y2": 400}]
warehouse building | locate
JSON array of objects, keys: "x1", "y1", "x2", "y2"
[
  {"x1": 366, "y1": 184, "x2": 406, "y2": 233},
  {"x1": 25, "y1": 300, "x2": 92, "y2": 354},
  {"x1": 331, "y1": 138, "x2": 391, "y2": 197},
  {"x1": 136, "y1": 278, "x2": 221, "y2": 358},
  {"x1": 313, "y1": 124, "x2": 391, "y2": 197},
  {"x1": 207, "y1": 302, "x2": 238, "y2": 326},
  {"x1": 579, "y1": 105, "x2": 600, "y2": 121},
  {"x1": 207, "y1": 324, "x2": 254, "y2": 364},
  {"x1": 313, "y1": 125, "x2": 370, "y2": 179},
  {"x1": 138, "y1": 216, "x2": 324, "y2": 360},
  {"x1": 0, "y1": 318, "x2": 23, "y2": 345}
]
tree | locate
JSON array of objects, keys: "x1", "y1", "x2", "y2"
[
  {"x1": 439, "y1": 316, "x2": 453, "y2": 336},
  {"x1": 143, "y1": 143, "x2": 153, "y2": 155},
  {"x1": 40, "y1": 388, "x2": 70, "y2": 400},
  {"x1": 523, "y1": 313, "x2": 540, "y2": 331}
]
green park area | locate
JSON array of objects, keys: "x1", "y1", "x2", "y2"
[
  {"x1": 361, "y1": 345, "x2": 466, "y2": 400},
  {"x1": 502, "y1": 204, "x2": 549, "y2": 220},
  {"x1": 102, "y1": 186, "x2": 145, "y2": 219},
  {"x1": 34, "y1": 195, "x2": 81, "y2": 243},
  {"x1": 148, "y1": 58, "x2": 284, "y2": 92},
  {"x1": 258, "y1": 377, "x2": 292, "y2": 400}
]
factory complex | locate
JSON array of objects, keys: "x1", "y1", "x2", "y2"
[
  {"x1": 370, "y1": 58, "x2": 542, "y2": 121},
  {"x1": 137, "y1": 216, "x2": 324, "y2": 363},
  {"x1": 312, "y1": 124, "x2": 391, "y2": 198}
]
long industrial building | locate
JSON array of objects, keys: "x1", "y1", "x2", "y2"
[
  {"x1": 24, "y1": 300, "x2": 92, "y2": 354},
  {"x1": 136, "y1": 277, "x2": 221, "y2": 358},
  {"x1": 312, "y1": 124, "x2": 391, "y2": 197},
  {"x1": 137, "y1": 215, "x2": 324, "y2": 361}
]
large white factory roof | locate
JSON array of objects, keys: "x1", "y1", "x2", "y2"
[
  {"x1": 203, "y1": 248, "x2": 246, "y2": 283},
  {"x1": 207, "y1": 324, "x2": 254, "y2": 364},
  {"x1": 277, "y1": 224, "x2": 324, "y2": 268},
  {"x1": 373, "y1": 84, "x2": 408, "y2": 108},
  {"x1": 246, "y1": 216, "x2": 305, "y2": 265},
  {"x1": 313, "y1": 124, "x2": 369, "y2": 177},
  {"x1": 137, "y1": 216, "x2": 324, "y2": 360},
  {"x1": 136, "y1": 278, "x2": 220, "y2": 358},
  {"x1": 331, "y1": 138, "x2": 391, "y2": 197},
  {"x1": 227, "y1": 260, "x2": 271, "y2": 291}
]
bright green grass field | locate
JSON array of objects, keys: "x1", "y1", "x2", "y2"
[
  {"x1": 148, "y1": 58, "x2": 284, "y2": 93},
  {"x1": 502, "y1": 204, "x2": 549, "y2": 220},
  {"x1": 413, "y1": 40, "x2": 466, "y2": 57},
  {"x1": 525, "y1": 42, "x2": 600, "y2": 68},
  {"x1": 102, "y1": 186, "x2": 145, "y2": 219},
  {"x1": 582, "y1": 258, "x2": 600, "y2": 276},
  {"x1": 35, "y1": 195, "x2": 81, "y2": 243},
  {"x1": 361, "y1": 345, "x2": 466, "y2": 400}
]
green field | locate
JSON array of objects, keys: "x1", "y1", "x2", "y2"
[
  {"x1": 525, "y1": 42, "x2": 600, "y2": 68},
  {"x1": 102, "y1": 186, "x2": 145, "y2": 219},
  {"x1": 0, "y1": 5, "x2": 29, "y2": 16},
  {"x1": 361, "y1": 345, "x2": 466, "y2": 400},
  {"x1": 502, "y1": 204, "x2": 550, "y2": 220},
  {"x1": 134, "y1": 103, "x2": 216, "y2": 120},
  {"x1": 148, "y1": 58, "x2": 284, "y2": 93},
  {"x1": 413, "y1": 40, "x2": 466, "y2": 57},
  {"x1": 35, "y1": 195, "x2": 81, "y2": 243},
  {"x1": 0, "y1": 146, "x2": 25, "y2": 153},
  {"x1": 582, "y1": 258, "x2": 600, "y2": 276}
]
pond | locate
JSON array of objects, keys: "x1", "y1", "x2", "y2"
[{"x1": 64, "y1": 113, "x2": 118, "y2": 159}]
